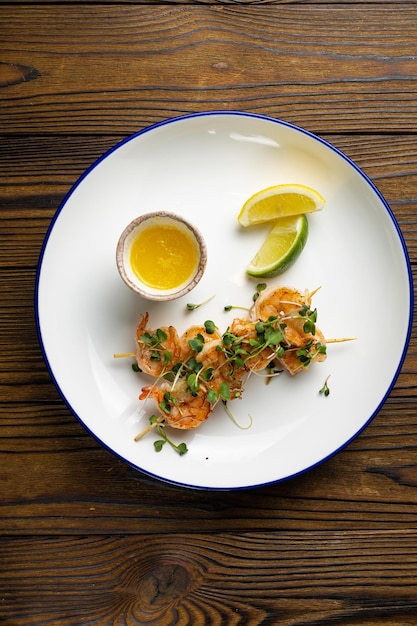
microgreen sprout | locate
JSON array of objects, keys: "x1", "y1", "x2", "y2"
[
  {"x1": 295, "y1": 341, "x2": 326, "y2": 370},
  {"x1": 298, "y1": 305, "x2": 318, "y2": 335},
  {"x1": 187, "y1": 358, "x2": 203, "y2": 374},
  {"x1": 201, "y1": 367, "x2": 214, "y2": 382},
  {"x1": 264, "y1": 361, "x2": 283, "y2": 384},
  {"x1": 162, "y1": 361, "x2": 182, "y2": 382},
  {"x1": 204, "y1": 320, "x2": 216, "y2": 334},
  {"x1": 222, "y1": 401, "x2": 253, "y2": 430},
  {"x1": 224, "y1": 304, "x2": 250, "y2": 312},
  {"x1": 186, "y1": 294, "x2": 215, "y2": 311},
  {"x1": 219, "y1": 382, "x2": 231, "y2": 401},
  {"x1": 319, "y1": 375, "x2": 331, "y2": 397},
  {"x1": 139, "y1": 328, "x2": 172, "y2": 365},
  {"x1": 187, "y1": 372, "x2": 200, "y2": 395},
  {"x1": 149, "y1": 416, "x2": 188, "y2": 455},
  {"x1": 252, "y1": 282, "x2": 267, "y2": 302},
  {"x1": 207, "y1": 389, "x2": 218, "y2": 404},
  {"x1": 188, "y1": 334, "x2": 205, "y2": 352},
  {"x1": 159, "y1": 390, "x2": 175, "y2": 414}
]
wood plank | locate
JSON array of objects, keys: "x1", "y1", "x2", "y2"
[
  {"x1": 2, "y1": 6, "x2": 417, "y2": 133},
  {"x1": 7, "y1": 0, "x2": 415, "y2": 3},
  {"x1": 1, "y1": 531, "x2": 417, "y2": 625},
  {"x1": 2, "y1": 390, "x2": 417, "y2": 534},
  {"x1": 2, "y1": 0, "x2": 417, "y2": 621}
]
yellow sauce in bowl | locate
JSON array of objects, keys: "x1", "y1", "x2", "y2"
[
  {"x1": 130, "y1": 223, "x2": 198, "y2": 290},
  {"x1": 116, "y1": 211, "x2": 207, "y2": 301}
]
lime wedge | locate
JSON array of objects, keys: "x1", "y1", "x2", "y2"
[
  {"x1": 246, "y1": 215, "x2": 309, "y2": 278},
  {"x1": 238, "y1": 184, "x2": 325, "y2": 227}
]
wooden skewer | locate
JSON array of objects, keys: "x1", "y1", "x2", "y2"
[
  {"x1": 308, "y1": 285, "x2": 322, "y2": 299},
  {"x1": 134, "y1": 416, "x2": 165, "y2": 442},
  {"x1": 325, "y1": 337, "x2": 357, "y2": 343},
  {"x1": 134, "y1": 422, "x2": 158, "y2": 441}
]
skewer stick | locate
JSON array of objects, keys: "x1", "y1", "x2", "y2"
[
  {"x1": 134, "y1": 416, "x2": 165, "y2": 441},
  {"x1": 134, "y1": 421, "x2": 158, "y2": 441},
  {"x1": 308, "y1": 285, "x2": 322, "y2": 299},
  {"x1": 113, "y1": 352, "x2": 136, "y2": 358},
  {"x1": 325, "y1": 337, "x2": 357, "y2": 343}
]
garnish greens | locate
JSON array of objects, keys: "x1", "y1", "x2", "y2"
[
  {"x1": 140, "y1": 328, "x2": 172, "y2": 366},
  {"x1": 134, "y1": 298, "x2": 330, "y2": 454},
  {"x1": 319, "y1": 375, "x2": 331, "y2": 397},
  {"x1": 224, "y1": 304, "x2": 250, "y2": 313},
  {"x1": 150, "y1": 416, "x2": 188, "y2": 455},
  {"x1": 186, "y1": 294, "x2": 215, "y2": 311},
  {"x1": 252, "y1": 282, "x2": 267, "y2": 301},
  {"x1": 224, "y1": 283, "x2": 267, "y2": 311}
]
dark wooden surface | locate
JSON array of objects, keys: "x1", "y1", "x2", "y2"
[{"x1": 2, "y1": 3, "x2": 417, "y2": 624}]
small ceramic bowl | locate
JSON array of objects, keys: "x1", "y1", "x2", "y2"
[{"x1": 116, "y1": 211, "x2": 207, "y2": 301}]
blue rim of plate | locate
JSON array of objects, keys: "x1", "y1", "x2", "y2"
[{"x1": 35, "y1": 110, "x2": 414, "y2": 490}]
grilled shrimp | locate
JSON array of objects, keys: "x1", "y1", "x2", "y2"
[
  {"x1": 197, "y1": 337, "x2": 246, "y2": 399},
  {"x1": 135, "y1": 312, "x2": 182, "y2": 377},
  {"x1": 134, "y1": 284, "x2": 329, "y2": 438},
  {"x1": 178, "y1": 324, "x2": 221, "y2": 362},
  {"x1": 252, "y1": 286, "x2": 326, "y2": 375},
  {"x1": 140, "y1": 378, "x2": 213, "y2": 430},
  {"x1": 277, "y1": 327, "x2": 327, "y2": 375},
  {"x1": 253, "y1": 286, "x2": 312, "y2": 322},
  {"x1": 228, "y1": 317, "x2": 276, "y2": 372}
]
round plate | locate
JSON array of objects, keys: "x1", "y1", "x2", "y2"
[{"x1": 35, "y1": 112, "x2": 413, "y2": 490}]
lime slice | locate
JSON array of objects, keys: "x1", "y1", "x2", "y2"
[
  {"x1": 238, "y1": 184, "x2": 325, "y2": 227},
  {"x1": 246, "y1": 215, "x2": 309, "y2": 278}
]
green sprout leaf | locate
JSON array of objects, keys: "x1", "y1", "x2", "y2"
[
  {"x1": 219, "y1": 382, "x2": 231, "y2": 401},
  {"x1": 187, "y1": 373, "x2": 200, "y2": 393},
  {"x1": 204, "y1": 320, "x2": 216, "y2": 335},
  {"x1": 207, "y1": 389, "x2": 218, "y2": 404},
  {"x1": 319, "y1": 375, "x2": 331, "y2": 397},
  {"x1": 176, "y1": 443, "x2": 188, "y2": 456},
  {"x1": 155, "y1": 424, "x2": 188, "y2": 456},
  {"x1": 188, "y1": 334, "x2": 205, "y2": 353}
]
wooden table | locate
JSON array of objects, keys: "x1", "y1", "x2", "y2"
[{"x1": 2, "y1": 3, "x2": 417, "y2": 624}]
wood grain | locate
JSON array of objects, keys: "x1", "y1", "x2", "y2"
[
  {"x1": 2, "y1": 6, "x2": 417, "y2": 134},
  {"x1": 2, "y1": 2, "x2": 417, "y2": 622},
  {"x1": 2, "y1": 389, "x2": 417, "y2": 534},
  {"x1": 2, "y1": 532, "x2": 417, "y2": 625}
]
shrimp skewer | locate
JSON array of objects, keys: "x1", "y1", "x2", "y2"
[
  {"x1": 133, "y1": 285, "x2": 334, "y2": 440},
  {"x1": 139, "y1": 333, "x2": 246, "y2": 430},
  {"x1": 178, "y1": 324, "x2": 221, "y2": 362},
  {"x1": 197, "y1": 337, "x2": 246, "y2": 399}
]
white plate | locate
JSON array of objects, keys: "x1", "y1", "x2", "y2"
[{"x1": 36, "y1": 112, "x2": 413, "y2": 490}]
